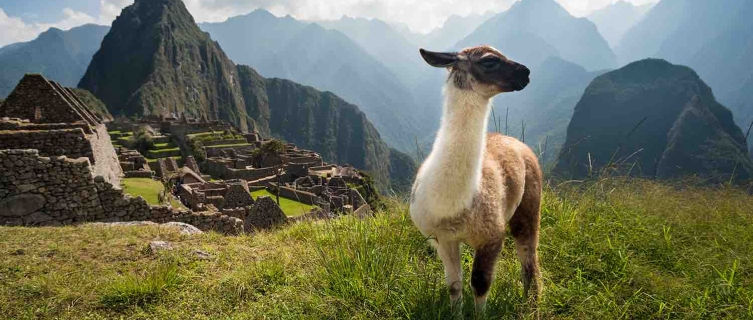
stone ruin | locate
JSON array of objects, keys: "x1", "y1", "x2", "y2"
[
  {"x1": 0, "y1": 74, "x2": 122, "y2": 186},
  {"x1": 0, "y1": 75, "x2": 245, "y2": 234},
  {"x1": 177, "y1": 179, "x2": 292, "y2": 231},
  {"x1": 1, "y1": 74, "x2": 377, "y2": 235},
  {"x1": 0, "y1": 149, "x2": 243, "y2": 234}
]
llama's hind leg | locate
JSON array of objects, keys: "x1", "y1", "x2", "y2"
[
  {"x1": 471, "y1": 239, "x2": 503, "y2": 313},
  {"x1": 509, "y1": 191, "x2": 543, "y2": 311},
  {"x1": 435, "y1": 239, "x2": 463, "y2": 307}
]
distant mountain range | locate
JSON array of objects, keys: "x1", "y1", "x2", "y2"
[
  {"x1": 616, "y1": 0, "x2": 753, "y2": 151},
  {"x1": 77, "y1": 0, "x2": 414, "y2": 190},
  {"x1": 200, "y1": 10, "x2": 422, "y2": 152},
  {"x1": 316, "y1": 16, "x2": 425, "y2": 86},
  {"x1": 555, "y1": 59, "x2": 752, "y2": 181},
  {"x1": 409, "y1": 0, "x2": 618, "y2": 152},
  {"x1": 458, "y1": 0, "x2": 616, "y2": 71},
  {"x1": 588, "y1": 0, "x2": 653, "y2": 48},
  {"x1": 0, "y1": 24, "x2": 109, "y2": 98},
  {"x1": 492, "y1": 57, "x2": 607, "y2": 164},
  {"x1": 395, "y1": 12, "x2": 495, "y2": 51}
]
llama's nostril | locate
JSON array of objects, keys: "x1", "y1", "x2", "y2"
[{"x1": 516, "y1": 65, "x2": 530, "y2": 77}]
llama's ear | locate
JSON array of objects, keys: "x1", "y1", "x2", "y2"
[{"x1": 420, "y1": 49, "x2": 458, "y2": 68}]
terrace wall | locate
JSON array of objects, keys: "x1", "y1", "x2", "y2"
[{"x1": 0, "y1": 149, "x2": 242, "y2": 234}]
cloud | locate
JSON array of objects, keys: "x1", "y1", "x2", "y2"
[
  {"x1": 99, "y1": 0, "x2": 658, "y2": 33},
  {"x1": 3, "y1": 0, "x2": 661, "y2": 47},
  {"x1": 0, "y1": 8, "x2": 40, "y2": 47},
  {"x1": 179, "y1": 0, "x2": 518, "y2": 33},
  {"x1": 99, "y1": 0, "x2": 132, "y2": 25},
  {"x1": 558, "y1": 0, "x2": 658, "y2": 17},
  {"x1": 0, "y1": 7, "x2": 97, "y2": 47}
]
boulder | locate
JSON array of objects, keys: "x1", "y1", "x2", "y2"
[{"x1": 162, "y1": 222, "x2": 203, "y2": 235}]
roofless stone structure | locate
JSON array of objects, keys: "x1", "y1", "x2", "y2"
[{"x1": 0, "y1": 74, "x2": 99, "y2": 127}]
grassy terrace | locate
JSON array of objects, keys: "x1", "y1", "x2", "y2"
[
  {"x1": 1, "y1": 179, "x2": 752, "y2": 319},
  {"x1": 251, "y1": 189, "x2": 316, "y2": 217},
  {"x1": 122, "y1": 178, "x2": 183, "y2": 208},
  {"x1": 204, "y1": 143, "x2": 252, "y2": 149},
  {"x1": 152, "y1": 142, "x2": 174, "y2": 149}
]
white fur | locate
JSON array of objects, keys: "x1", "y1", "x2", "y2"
[{"x1": 410, "y1": 84, "x2": 492, "y2": 235}]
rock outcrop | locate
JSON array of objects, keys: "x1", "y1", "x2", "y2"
[{"x1": 554, "y1": 59, "x2": 753, "y2": 182}]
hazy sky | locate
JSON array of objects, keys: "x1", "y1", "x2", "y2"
[{"x1": 0, "y1": 0, "x2": 658, "y2": 47}]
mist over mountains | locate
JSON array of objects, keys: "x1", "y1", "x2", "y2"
[{"x1": 588, "y1": 0, "x2": 653, "y2": 48}]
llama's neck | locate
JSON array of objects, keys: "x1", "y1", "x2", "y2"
[{"x1": 416, "y1": 85, "x2": 491, "y2": 217}]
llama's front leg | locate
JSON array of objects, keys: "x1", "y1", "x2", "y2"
[
  {"x1": 471, "y1": 239, "x2": 503, "y2": 313},
  {"x1": 435, "y1": 239, "x2": 463, "y2": 307}
]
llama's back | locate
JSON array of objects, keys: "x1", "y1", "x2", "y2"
[{"x1": 483, "y1": 132, "x2": 543, "y2": 217}]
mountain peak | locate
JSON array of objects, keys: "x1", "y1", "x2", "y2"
[{"x1": 555, "y1": 58, "x2": 751, "y2": 181}]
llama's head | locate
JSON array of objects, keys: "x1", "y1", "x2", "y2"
[{"x1": 419, "y1": 45, "x2": 530, "y2": 97}]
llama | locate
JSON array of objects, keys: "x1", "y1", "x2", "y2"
[{"x1": 410, "y1": 45, "x2": 542, "y2": 313}]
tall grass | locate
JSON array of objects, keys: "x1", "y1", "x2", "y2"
[
  {"x1": 0, "y1": 179, "x2": 751, "y2": 319},
  {"x1": 100, "y1": 263, "x2": 181, "y2": 310}
]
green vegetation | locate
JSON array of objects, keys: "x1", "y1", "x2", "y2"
[
  {"x1": 145, "y1": 156, "x2": 182, "y2": 164},
  {"x1": 1, "y1": 179, "x2": 751, "y2": 319},
  {"x1": 100, "y1": 264, "x2": 181, "y2": 310},
  {"x1": 122, "y1": 178, "x2": 182, "y2": 208},
  {"x1": 187, "y1": 131, "x2": 244, "y2": 142},
  {"x1": 251, "y1": 189, "x2": 316, "y2": 217},
  {"x1": 72, "y1": 88, "x2": 113, "y2": 121},
  {"x1": 205, "y1": 143, "x2": 252, "y2": 149},
  {"x1": 152, "y1": 143, "x2": 174, "y2": 149},
  {"x1": 146, "y1": 148, "x2": 181, "y2": 159}
]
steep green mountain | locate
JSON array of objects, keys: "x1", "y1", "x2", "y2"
[
  {"x1": 615, "y1": 0, "x2": 753, "y2": 150},
  {"x1": 457, "y1": 0, "x2": 616, "y2": 71},
  {"x1": 79, "y1": 0, "x2": 249, "y2": 129},
  {"x1": 200, "y1": 10, "x2": 422, "y2": 152},
  {"x1": 587, "y1": 0, "x2": 653, "y2": 48},
  {"x1": 554, "y1": 59, "x2": 752, "y2": 182},
  {"x1": 78, "y1": 0, "x2": 416, "y2": 190},
  {"x1": 0, "y1": 24, "x2": 109, "y2": 98},
  {"x1": 316, "y1": 16, "x2": 424, "y2": 86},
  {"x1": 492, "y1": 57, "x2": 606, "y2": 164},
  {"x1": 71, "y1": 88, "x2": 112, "y2": 121}
]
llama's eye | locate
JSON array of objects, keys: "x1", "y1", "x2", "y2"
[{"x1": 479, "y1": 57, "x2": 501, "y2": 70}]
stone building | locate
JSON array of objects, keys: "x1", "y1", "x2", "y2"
[{"x1": 0, "y1": 74, "x2": 122, "y2": 185}]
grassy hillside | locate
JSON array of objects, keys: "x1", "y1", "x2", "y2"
[{"x1": 1, "y1": 179, "x2": 751, "y2": 319}]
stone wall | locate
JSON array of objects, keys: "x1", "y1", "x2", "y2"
[
  {"x1": 205, "y1": 144, "x2": 255, "y2": 157},
  {"x1": 88, "y1": 124, "x2": 123, "y2": 186},
  {"x1": 276, "y1": 186, "x2": 318, "y2": 205},
  {"x1": 185, "y1": 156, "x2": 200, "y2": 174},
  {"x1": 0, "y1": 123, "x2": 121, "y2": 186},
  {"x1": 202, "y1": 139, "x2": 248, "y2": 147},
  {"x1": 0, "y1": 149, "x2": 242, "y2": 234},
  {"x1": 0, "y1": 128, "x2": 93, "y2": 163},
  {"x1": 0, "y1": 118, "x2": 92, "y2": 133}
]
